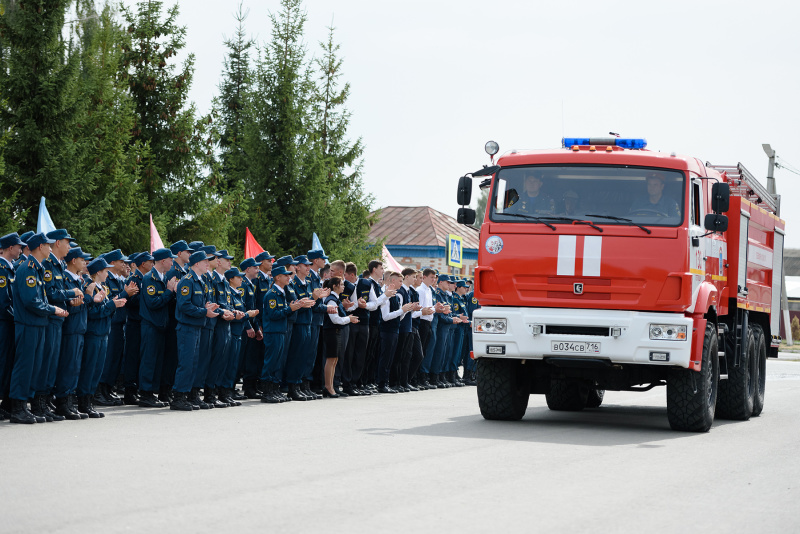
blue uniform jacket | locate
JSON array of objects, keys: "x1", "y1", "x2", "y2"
[
  {"x1": 229, "y1": 287, "x2": 251, "y2": 337},
  {"x1": 125, "y1": 271, "x2": 144, "y2": 321},
  {"x1": 435, "y1": 288, "x2": 454, "y2": 325},
  {"x1": 63, "y1": 271, "x2": 90, "y2": 335},
  {"x1": 106, "y1": 273, "x2": 128, "y2": 324},
  {"x1": 241, "y1": 276, "x2": 258, "y2": 331},
  {"x1": 176, "y1": 270, "x2": 208, "y2": 328},
  {"x1": 211, "y1": 271, "x2": 233, "y2": 313},
  {"x1": 290, "y1": 275, "x2": 313, "y2": 325},
  {"x1": 309, "y1": 269, "x2": 326, "y2": 327},
  {"x1": 140, "y1": 268, "x2": 175, "y2": 330},
  {"x1": 11, "y1": 256, "x2": 55, "y2": 327},
  {"x1": 202, "y1": 272, "x2": 222, "y2": 330},
  {"x1": 43, "y1": 254, "x2": 74, "y2": 324},
  {"x1": 253, "y1": 271, "x2": 271, "y2": 316},
  {"x1": 0, "y1": 258, "x2": 15, "y2": 322},
  {"x1": 465, "y1": 291, "x2": 480, "y2": 318},
  {"x1": 87, "y1": 284, "x2": 117, "y2": 336},
  {"x1": 262, "y1": 285, "x2": 294, "y2": 333}
]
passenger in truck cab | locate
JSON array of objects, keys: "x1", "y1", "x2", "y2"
[
  {"x1": 628, "y1": 172, "x2": 681, "y2": 219},
  {"x1": 561, "y1": 190, "x2": 580, "y2": 216},
  {"x1": 504, "y1": 171, "x2": 555, "y2": 215}
]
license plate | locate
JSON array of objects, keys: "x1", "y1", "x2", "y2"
[{"x1": 551, "y1": 341, "x2": 600, "y2": 354}]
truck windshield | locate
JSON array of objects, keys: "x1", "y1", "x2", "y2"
[{"x1": 489, "y1": 165, "x2": 685, "y2": 227}]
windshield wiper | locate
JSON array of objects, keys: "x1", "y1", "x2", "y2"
[
  {"x1": 584, "y1": 214, "x2": 652, "y2": 234},
  {"x1": 497, "y1": 213, "x2": 556, "y2": 230},
  {"x1": 542, "y1": 216, "x2": 603, "y2": 232}
]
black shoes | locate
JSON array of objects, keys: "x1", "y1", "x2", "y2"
[
  {"x1": 78, "y1": 395, "x2": 104, "y2": 418},
  {"x1": 158, "y1": 385, "x2": 174, "y2": 405},
  {"x1": 123, "y1": 386, "x2": 140, "y2": 405},
  {"x1": 9, "y1": 399, "x2": 37, "y2": 424},
  {"x1": 203, "y1": 389, "x2": 229, "y2": 408},
  {"x1": 377, "y1": 385, "x2": 397, "y2": 394},
  {"x1": 288, "y1": 384, "x2": 308, "y2": 401},
  {"x1": 260, "y1": 383, "x2": 281, "y2": 403},
  {"x1": 94, "y1": 383, "x2": 119, "y2": 407},
  {"x1": 170, "y1": 392, "x2": 194, "y2": 411},
  {"x1": 139, "y1": 391, "x2": 168, "y2": 408},
  {"x1": 54, "y1": 397, "x2": 83, "y2": 421},
  {"x1": 322, "y1": 388, "x2": 340, "y2": 398}
]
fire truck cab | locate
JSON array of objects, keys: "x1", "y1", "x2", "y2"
[{"x1": 458, "y1": 137, "x2": 785, "y2": 432}]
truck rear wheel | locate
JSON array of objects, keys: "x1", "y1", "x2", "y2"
[
  {"x1": 545, "y1": 379, "x2": 589, "y2": 411},
  {"x1": 667, "y1": 323, "x2": 718, "y2": 432},
  {"x1": 751, "y1": 324, "x2": 767, "y2": 417},
  {"x1": 585, "y1": 388, "x2": 605, "y2": 408},
  {"x1": 717, "y1": 327, "x2": 756, "y2": 420},
  {"x1": 477, "y1": 358, "x2": 529, "y2": 421}
]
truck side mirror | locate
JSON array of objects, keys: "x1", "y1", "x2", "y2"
[
  {"x1": 457, "y1": 175, "x2": 472, "y2": 206},
  {"x1": 711, "y1": 182, "x2": 730, "y2": 213},
  {"x1": 458, "y1": 208, "x2": 476, "y2": 225},
  {"x1": 704, "y1": 213, "x2": 728, "y2": 233}
]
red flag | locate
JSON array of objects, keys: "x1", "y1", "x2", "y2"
[
  {"x1": 150, "y1": 214, "x2": 164, "y2": 253},
  {"x1": 244, "y1": 227, "x2": 265, "y2": 259}
]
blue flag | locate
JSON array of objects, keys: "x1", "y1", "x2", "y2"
[
  {"x1": 312, "y1": 232, "x2": 323, "y2": 252},
  {"x1": 37, "y1": 197, "x2": 56, "y2": 234}
]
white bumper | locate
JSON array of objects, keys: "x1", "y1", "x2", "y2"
[{"x1": 473, "y1": 307, "x2": 694, "y2": 369}]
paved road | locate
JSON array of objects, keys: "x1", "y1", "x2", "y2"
[{"x1": 3, "y1": 358, "x2": 799, "y2": 533}]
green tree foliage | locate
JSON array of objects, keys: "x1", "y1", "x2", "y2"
[{"x1": 0, "y1": 0, "x2": 80, "y2": 234}]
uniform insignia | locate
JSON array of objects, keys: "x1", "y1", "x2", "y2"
[
  {"x1": 26, "y1": 276, "x2": 36, "y2": 287},
  {"x1": 269, "y1": 299, "x2": 277, "y2": 309},
  {"x1": 44, "y1": 270, "x2": 53, "y2": 282},
  {"x1": 181, "y1": 286, "x2": 190, "y2": 296},
  {"x1": 472, "y1": 297, "x2": 478, "y2": 304},
  {"x1": 147, "y1": 285, "x2": 156, "y2": 295},
  {"x1": 104, "y1": 285, "x2": 110, "y2": 294},
  {"x1": 227, "y1": 295, "x2": 231, "y2": 304},
  {"x1": 0, "y1": 276, "x2": 5, "y2": 288}
]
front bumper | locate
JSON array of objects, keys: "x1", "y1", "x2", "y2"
[{"x1": 473, "y1": 307, "x2": 694, "y2": 369}]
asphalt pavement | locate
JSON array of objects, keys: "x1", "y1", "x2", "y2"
[{"x1": 3, "y1": 358, "x2": 799, "y2": 534}]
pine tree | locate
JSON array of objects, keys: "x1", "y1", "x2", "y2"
[{"x1": 0, "y1": 0, "x2": 81, "y2": 234}]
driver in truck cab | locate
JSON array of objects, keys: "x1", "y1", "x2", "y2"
[
  {"x1": 504, "y1": 171, "x2": 555, "y2": 215},
  {"x1": 628, "y1": 172, "x2": 680, "y2": 218}
]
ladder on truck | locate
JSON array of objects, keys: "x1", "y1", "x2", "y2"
[{"x1": 706, "y1": 163, "x2": 780, "y2": 215}]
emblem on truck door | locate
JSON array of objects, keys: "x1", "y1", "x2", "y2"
[{"x1": 573, "y1": 283, "x2": 584, "y2": 295}]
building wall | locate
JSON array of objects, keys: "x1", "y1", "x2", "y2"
[{"x1": 396, "y1": 255, "x2": 478, "y2": 278}]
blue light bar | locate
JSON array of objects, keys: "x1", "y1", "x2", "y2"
[{"x1": 562, "y1": 137, "x2": 647, "y2": 150}]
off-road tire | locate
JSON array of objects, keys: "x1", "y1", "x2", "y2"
[
  {"x1": 585, "y1": 388, "x2": 605, "y2": 408},
  {"x1": 667, "y1": 323, "x2": 719, "y2": 432},
  {"x1": 717, "y1": 327, "x2": 756, "y2": 420},
  {"x1": 476, "y1": 358, "x2": 529, "y2": 421},
  {"x1": 545, "y1": 379, "x2": 589, "y2": 411},
  {"x1": 751, "y1": 324, "x2": 767, "y2": 417}
]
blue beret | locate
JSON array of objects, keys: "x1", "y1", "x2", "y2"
[
  {"x1": 46, "y1": 229, "x2": 72, "y2": 241},
  {"x1": 239, "y1": 258, "x2": 257, "y2": 270},
  {"x1": 307, "y1": 249, "x2": 328, "y2": 260},
  {"x1": 104, "y1": 249, "x2": 130, "y2": 263},
  {"x1": 170, "y1": 240, "x2": 193, "y2": 254},
  {"x1": 188, "y1": 250, "x2": 212, "y2": 266},
  {"x1": 26, "y1": 233, "x2": 56, "y2": 251},
  {"x1": 224, "y1": 267, "x2": 244, "y2": 280},
  {"x1": 217, "y1": 249, "x2": 234, "y2": 260},
  {"x1": 293, "y1": 255, "x2": 312, "y2": 265},
  {"x1": 66, "y1": 247, "x2": 91, "y2": 263},
  {"x1": 19, "y1": 231, "x2": 35, "y2": 244},
  {"x1": 255, "y1": 251, "x2": 275, "y2": 263},
  {"x1": 274, "y1": 255, "x2": 297, "y2": 267},
  {"x1": 152, "y1": 248, "x2": 177, "y2": 261},
  {"x1": 0, "y1": 233, "x2": 25, "y2": 249},
  {"x1": 188, "y1": 241, "x2": 205, "y2": 250},
  {"x1": 134, "y1": 252, "x2": 154, "y2": 266},
  {"x1": 87, "y1": 257, "x2": 110, "y2": 275},
  {"x1": 270, "y1": 266, "x2": 290, "y2": 277}
]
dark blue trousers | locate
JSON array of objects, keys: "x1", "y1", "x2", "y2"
[
  {"x1": 243, "y1": 336, "x2": 264, "y2": 381},
  {"x1": 305, "y1": 324, "x2": 321, "y2": 382},
  {"x1": 139, "y1": 322, "x2": 165, "y2": 392},
  {"x1": 222, "y1": 334, "x2": 242, "y2": 389},
  {"x1": 55, "y1": 333, "x2": 84, "y2": 398},
  {"x1": 377, "y1": 331, "x2": 399, "y2": 387},
  {"x1": 11, "y1": 324, "x2": 45, "y2": 400},
  {"x1": 193, "y1": 327, "x2": 214, "y2": 389},
  {"x1": 100, "y1": 322, "x2": 125, "y2": 385},
  {"x1": 420, "y1": 319, "x2": 437, "y2": 374},
  {"x1": 161, "y1": 322, "x2": 178, "y2": 390},
  {"x1": 124, "y1": 319, "x2": 141, "y2": 387},
  {"x1": 0, "y1": 320, "x2": 15, "y2": 399},
  {"x1": 206, "y1": 321, "x2": 231, "y2": 388},
  {"x1": 261, "y1": 332, "x2": 286, "y2": 384},
  {"x1": 280, "y1": 321, "x2": 294, "y2": 382},
  {"x1": 449, "y1": 326, "x2": 465, "y2": 372},
  {"x1": 285, "y1": 324, "x2": 310, "y2": 384},
  {"x1": 431, "y1": 323, "x2": 452, "y2": 374},
  {"x1": 175, "y1": 323, "x2": 202, "y2": 393},
  {"x1": 40, "y1": 320, "x2": 63, "y2": 394},
  {"x1": 78, "y1": 334, "x2": 107, "y2": 396}
]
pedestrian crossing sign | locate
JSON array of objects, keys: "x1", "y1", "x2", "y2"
[{"x1": 448, "y1": 234, "x2": 463, "y2": 269}]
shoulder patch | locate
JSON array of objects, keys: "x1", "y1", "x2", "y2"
[
  {"x1": 0, "y1": 276, "x2": 6, "y2": 288},
  {"x1": 181, "y1": 286, "x2": 190, "y2": 296},
  {"x1": 147, "y1": 285, "x2": 156, "y2": 295},
  {"x1": 26, "y1": 275, "x2": 36, "y2": 288},
  {"x1": 269, "y1": 299, "x2": 277, "y2": 309},
  {"x1": 43, "y1": 270, "x2": 53, "y2": 282},
  {"x1": 472, "y1": 297, "x2": 478, "y2": 304}
]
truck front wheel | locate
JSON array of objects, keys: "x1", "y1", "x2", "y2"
[
  {"x1": 477, "y1": 358, "x2": 530, "y2": 421},
  {"x1": 667, "y1": 323, "x2": 719, "y2": 432},
  {"x1": 546, "y1": 379, "x2": 589, "y2": 411}
]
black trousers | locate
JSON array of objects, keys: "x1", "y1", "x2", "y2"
[
  {"x1": 418, "y1": 320, "x2": 432, "y2": 361},
  {"x1": 334, "y1": 324, "x2": 349, "y2": 387},
  {"x1": 345, "y1": 323, "x2": 368, "y2": 388},
  {"x1": 364, "y1": 324, "x2": 381, "y2": 385},
  {"x1": 390, "y1": 332, "x2": 413, "y2": 387},
  {"x1": 377, "y1": 331, "x2": 398, "y2": 387},
  {"x1": 408, "y1": 327, "x2": 425, "y2": 382}
]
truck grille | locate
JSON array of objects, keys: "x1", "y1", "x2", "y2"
[{"x1": 545, "y1": 325, "x2": 610, "y2": 337}]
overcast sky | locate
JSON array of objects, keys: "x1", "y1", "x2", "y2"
[{"x1": 120, "y1": 0, "x2": 800, "y2": 247}]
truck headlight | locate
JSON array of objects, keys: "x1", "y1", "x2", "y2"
[
  {"x1": 649, "y1": 324, "x2": 687, "y2": 341},
  {"x1": 474, "y1": 318, "x2": 507, "y2": 334}
]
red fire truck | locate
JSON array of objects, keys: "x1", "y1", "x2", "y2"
[{"x1": 457, "y1": 137, "x2": 785, "y2": 431}]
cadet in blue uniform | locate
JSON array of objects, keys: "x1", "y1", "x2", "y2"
[
  {"x1": 138, "y1": 248, "x2": 178, "y2": 408},
  {"x1": 221, "y1": 267, "x2": 256, "y2": 405},
  {"x1": 172, "y1": 250, "x2": 219, "y2": 411},
  {"x1": 307, "y1": 250, "x2": 330, "y2": 396},
  {"x1": 9, "y1": 233, "x2": 69, "y2": 424},
  {"x1": 79, "y1": 258, "x2": 127, "y2": 418},
  {"x1": 12, "y1": 231, "x2": 34, "y2": 271},
  {"x1": 0, "y1": 233, "x2": 26, "y2": 420},
  {"x1": 123, "y1": 252, "x2": 152, "y2": 404},
  {"x1": 206, "y1": 249, "x2": 236, "y2": 408},
  {"x1": 96, "y1": 249, "x2": 137, "y2": 406},
  {"x1": 272, "y1": 255, "x2": 298, "y2": 392},
  {"x1": 193, "y1": 245, "x2": 226, "y2": 408},
  {"x1": 285, "y1": 255, "x2": 318, "y2": 401},
  {"x1": 462, "y1": 285, "x2": 480, "y2": 385},
  {"x1": 54, "y1": 247, "x2": 94, "y2": 420},
  {"x1": 239, "y1": 258, "x2": 263, "y2": 399},
  {"x1": 161, "y1": 240, "x2": 193, "y2": 402},
  {"x1": 260, "y1": 265, "x2": 307, "y2": 403},
  {"x1": 448, "y1": 280, "x2": 470, "y2": 386}
]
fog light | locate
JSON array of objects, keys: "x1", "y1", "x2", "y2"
[{"x1": 475, "y1": 318, "x2": 507, "y2": 334}]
